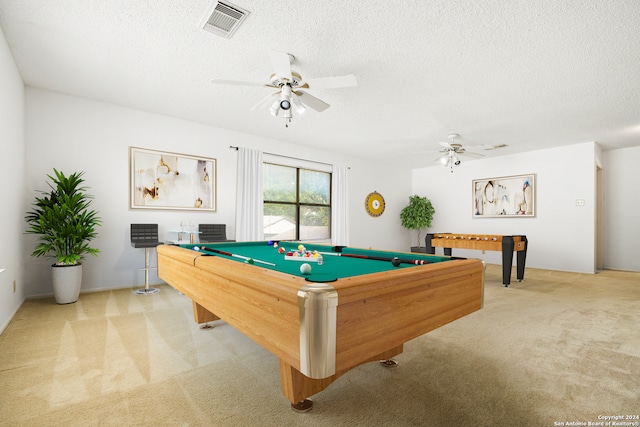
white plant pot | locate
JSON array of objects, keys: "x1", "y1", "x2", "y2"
[{"x1": 51, "y1": 263, "x2": 83, "y2": 304}]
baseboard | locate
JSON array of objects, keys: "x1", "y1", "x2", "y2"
[
  {"x1": 0, "y1": 298, "x2": 26, "y2": 336},
  {"x1": 25, "y1": 282, "x2": 169, "y2": 300}
]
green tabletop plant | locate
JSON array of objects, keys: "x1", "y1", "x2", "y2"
[
  {"x1": 25, "y1": 169, "x2": 102, "y2": 303},
  {"x1": 400, "y1": 195, "x2": 435, "y2": 250}
]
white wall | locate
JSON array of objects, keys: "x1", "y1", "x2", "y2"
[
  {"x1": 23, "y1": 88, "x2": 412, "y2": 297},
  {"x1": 602, "y1": 146, "x2": 640, "y2": 271},
  {"x1": 412, "y1": 142, "x2": 598, "y2": 273},
  {"x1": 346, "y1": 160, "x2": 413, "y2": 251},
  {"x1": 0, "y1": 26, "x2": 25, "y2": 333}
]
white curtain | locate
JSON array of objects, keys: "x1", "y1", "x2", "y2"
[
  {"x1": 331, "y1": 165, "x2": 349, "y2": 246},
  {"x1": 235, "y1": 148, "x2": 264, "y2": 241}
]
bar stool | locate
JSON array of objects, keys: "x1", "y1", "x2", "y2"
[
  {"x1": 131, "y1": 224, "x2": 161, "y2": 295},
  {"x1": 198, "y1": 224, "x2": 234, "y2": 243}
]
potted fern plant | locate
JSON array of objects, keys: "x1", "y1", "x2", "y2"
[
  {"x1": 25, "y1": 169, "x2": 102, "y2": 304},
  {"x1": 400, "y1": 195, "x2": 435, "y2": 252}
]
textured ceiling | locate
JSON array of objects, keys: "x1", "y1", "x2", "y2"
[{"x1": 1, "y1": 0, "x2": 639, "y2": 167}]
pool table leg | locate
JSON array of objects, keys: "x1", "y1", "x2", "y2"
[
  {"x1": 192, "y1": 301, "x2": 220, "y2": 324},
  {"x1": 279, "y1": 345, "x2": 404, "y2": 411},
  {"x1": 280, "y1": 360, "x2": 334, "y2": 411}
]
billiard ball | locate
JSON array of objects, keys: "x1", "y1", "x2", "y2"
[
  {"x1": 193, "y1": 246, "x2": 200, "y2": 251},
  {"x1": 300, "y1": 263, "x2": 312, "y2": 275},
  {"x1": 278, "y1": 247, "x2": 285, "y2": 254},
  {"x1": 245, "y1": 258, "x2": 254, "y2": 264},
  {"x1": 391, "y1": 257, "x2": 401, "y2": 267}
]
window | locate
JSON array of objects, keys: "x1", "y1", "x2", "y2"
[{"x1": 263, "y1": 163, "x2": 331, "y2": 241}]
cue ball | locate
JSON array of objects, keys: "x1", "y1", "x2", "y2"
[
  {"x1": 391, "y1": 257, "x2": 401, "y2": 267},
  {"x1": 300, "y1": 263, "x2": 312, "y2": 275},
  {"x1": 193, "y1": 246, "x2": 200, "y2": 251}
]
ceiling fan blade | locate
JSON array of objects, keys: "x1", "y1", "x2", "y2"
[
  {"x1": 294, "y1": 91, "x2": 330, "y2": 112},
  {"x1": 269, "y1": 50, "x2": 293, "y2": 81},
  {"x1": 458, "y1": 151, "x2": 484, "y2": 158},
  {"x1": 463, "y1": 141, "x2": 508, "y2": 151},
  {"x1": 211, "y1": 79, "x2": 273, "y2": 88},
  {"x1": 250, "y1": 91, "x2": 280, "y2": 111},
  {"x1": 411, "y1": 149, "x2": 441, "y2": 154},
  {"x1": 303, "y1": 74, "x2": 358, "y2": 89},
  {"x1": 464, "y1": 145, "x2": 489, "y2": 152}
]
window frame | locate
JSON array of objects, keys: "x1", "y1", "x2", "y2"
[{"x1": 263, "y1": 162, "x2": 332, "y2": 241}]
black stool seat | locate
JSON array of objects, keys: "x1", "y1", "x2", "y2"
[
  {"x1": 131, "y1": 224, "x2": 160, "y2": 248},
  {"x1": 199, "y1": 224, "x2": 234, "y2": 243}
]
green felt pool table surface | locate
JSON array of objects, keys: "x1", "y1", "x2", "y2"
[{"x1": 179, "y1": 241, "x2": 453, "y2": 281}]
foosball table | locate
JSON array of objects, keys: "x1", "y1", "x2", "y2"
[{"x1": 425, "y1": 233, "x2": 528, "y2": 286}]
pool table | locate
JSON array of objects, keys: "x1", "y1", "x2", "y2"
[{"x1": 157, "y1": 241, "x2": 485, "y2": 410}]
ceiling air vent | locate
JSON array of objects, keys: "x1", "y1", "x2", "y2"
[{"x1": 200, "y1": 1, "x2": 250, "y2": 39}]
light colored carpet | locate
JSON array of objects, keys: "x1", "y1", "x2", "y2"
[{"x1": 0, "y1": 265, "x2": 638, "y2": 426}]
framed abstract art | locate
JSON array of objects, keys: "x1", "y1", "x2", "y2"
[
  {"x1": 130, "y1": 147, "x2": 216, "y2": 211},
  {"x1": 472, "y1": 174, "x2": 535, "y2": 218}
]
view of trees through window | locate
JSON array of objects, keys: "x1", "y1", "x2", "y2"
[{"x1": 263, "y1": 163, "x2": 331, "y2": 241}]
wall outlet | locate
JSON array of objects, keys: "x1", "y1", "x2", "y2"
[{"x1": 576, "y1": 199, "x2": 585, "y2": 206}]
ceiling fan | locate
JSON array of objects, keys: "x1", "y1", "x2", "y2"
[
  {"x1": 430, "y1": 134, "x2": 507, "y2": 172},
  {"x1": 211, "y1": 50, "x2": 357, "y2": 127}
]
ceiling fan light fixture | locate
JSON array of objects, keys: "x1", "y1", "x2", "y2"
[
  {"x1": 280, "y1": 84, "x2": 292, "y2": 111},
  {"x1": 439, "y1": 151, "x2": 461, "y2": 172},
  {"x1": 280, "y1": 99, "x2": 291, "y2": 110},
  {"x1": 269, "y1": 99, "x2": 281, "y2": 116},
  {"x1": 290, "y1": 95, "x2": 306, "y2": 114}
]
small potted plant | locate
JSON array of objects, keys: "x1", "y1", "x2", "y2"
[
  {"x1": 25, "y1": 169, "x2": 102, "y2": 304},
  {"x1": 400, "y1": 195, "x2": 435, "y2": 252}
]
